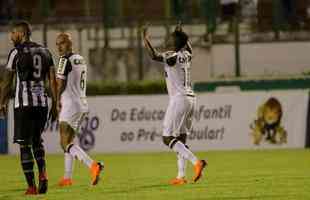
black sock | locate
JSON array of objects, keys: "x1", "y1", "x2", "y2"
[
  {"x1": 32, "y1": 143, "x2": 46, "y2": 174},
  {"x1": 20, "y1": 145, "x2": 35, "y2": 187}
]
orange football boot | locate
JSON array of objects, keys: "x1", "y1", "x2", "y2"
[
  {"x1": 58, "y1": 177, "x2": 73, "y2": 187},
  {"x1": 169, "y1": 178, "x2": 187, "y2": 185},
  {"x1": 90, "y1": 162, "x2": 103, "y2": 185},
  {"x1": 193, "y1": 160, "x2": 207, "y2": 182}
]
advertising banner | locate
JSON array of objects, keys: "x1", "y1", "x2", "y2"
[{"x1": 7, "y1": 90, "x2": 309, "y2": 154}]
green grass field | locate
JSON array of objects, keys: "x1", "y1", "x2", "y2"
[{"x1": 0, "y1": 149, "x2": 309, "y2": 200}]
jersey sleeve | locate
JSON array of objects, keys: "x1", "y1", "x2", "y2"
[
  {"x1": 6, "y1": 49, "x2": 18, "y2": 71},
  {"x1": 57, "y1": 57, "x2": 72, "y2": 80},
  {"x1": 162, "y1": 51, "x2": 178, "y2": 67},
  {"x1": 185, "y1": 50, "x2": 192, "y2": 61}
]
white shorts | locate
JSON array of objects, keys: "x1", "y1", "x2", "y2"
[
  {"x1": 59, "y1": 99, "x2": 88, "y2": 132},
  {"x1": 163, "y1": 95, "x2": 196, "y2": 137},
  {"x1": 59, "y1": 110, "x2": 88, "y2": 132}
]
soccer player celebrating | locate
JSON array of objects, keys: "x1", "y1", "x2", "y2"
[
  {"x1": 142, "y1": 23, "x2": 207, "y2": 185},
  {"x1": 55, "y1": 33, "x2": 103, "y2": 186},
  {"x1": 0, "y1": 20, "x2": 58, "y2": 195}
]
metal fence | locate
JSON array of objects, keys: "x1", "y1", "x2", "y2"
[{"x1": 1, "y1": 0, "x2": 310, "y2": 80}]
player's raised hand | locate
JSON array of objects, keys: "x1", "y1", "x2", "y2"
[{"x1": 141, "y1": 23, "x2": 150, "y2": 39}]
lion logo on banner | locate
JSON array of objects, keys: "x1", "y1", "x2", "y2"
[{"x1": 250, "y1": 97, "x2": 287, "y2": 145}]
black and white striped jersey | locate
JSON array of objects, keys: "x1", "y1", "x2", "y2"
[{"x1": 6, "y1": 41, "x2": 54, "y2": 108}]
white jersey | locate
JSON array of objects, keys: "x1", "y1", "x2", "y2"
[
  {"x1": 162, "y1": 50, "x2": 195, "y2": 98},
  {"x1": 57, "y1": 53, "x2": 88, "y2": 113}
]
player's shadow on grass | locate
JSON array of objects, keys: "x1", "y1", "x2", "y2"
[
  {"x1": 206, "y1": 194, "x2": 297, "y2": 200},
  {"x1": 2, "y1": 188, "x2": 25, "y2": 199},
  {"x1": 104, "y1": 183, "x2": 169, "y2": 194},
  {"x1": 6, "y1": 188, "x2": 24, "y2": 193}
]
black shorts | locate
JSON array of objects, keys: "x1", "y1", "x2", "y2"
[{"x1": 14, "y1": 107, "x2": 48, "y2": 145}]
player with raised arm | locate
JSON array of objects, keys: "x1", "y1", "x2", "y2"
[
  {"x1": 142, "y1": 23, "x2": 207, "y2": 185},
  {"x1": 55, "y1": 33, "x2": 103, "y2": 187},
  {"x1": 0, "y1": 20, "x2": 58, "y2": 195}
]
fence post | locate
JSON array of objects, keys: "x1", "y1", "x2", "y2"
[
  {"x1": 234, "y1": 0, "x2": 241, "y2": 77},
  {"x1": 272, "y1": 0, "x2": 285, "y2": 40},
  {"x1": 40, "y1": 0, "x2": 51, "y2": 47},
  {"x1": 201, "y1": 0, "x2": 217, "y2": 34},
  {"x1": 137, "y1": 22, "x2": 144, "y2": 80}
]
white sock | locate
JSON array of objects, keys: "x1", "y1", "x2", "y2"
[
  {"x1": 64, "y1": 152, "x2": 74, "y2": 179},
  {"x1": 172, "y1": 141, "x2": 198, "y2": 165},
  {"x1": 68, "y1": 144, "x2": 94, "y2": 168},
  {"x1": 177, "y1": 153, "x2": 187, "y2": 179}
]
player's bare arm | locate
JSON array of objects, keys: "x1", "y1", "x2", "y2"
[
  {"x1": 48, "y1": 67, "x2": 58, "y2": 122},
  {"x1": 185, "y1": 40, "x2": 193, "y2": 54},
  {"x1": 142, "y1": 25, "x2": 164, "y2": 62},
  {"x1": 0, "y1": 69, "x2": 14, "y2": 116},
  {"x1": 56, "y1": 77, "x2": 66, "y2": 114}
]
